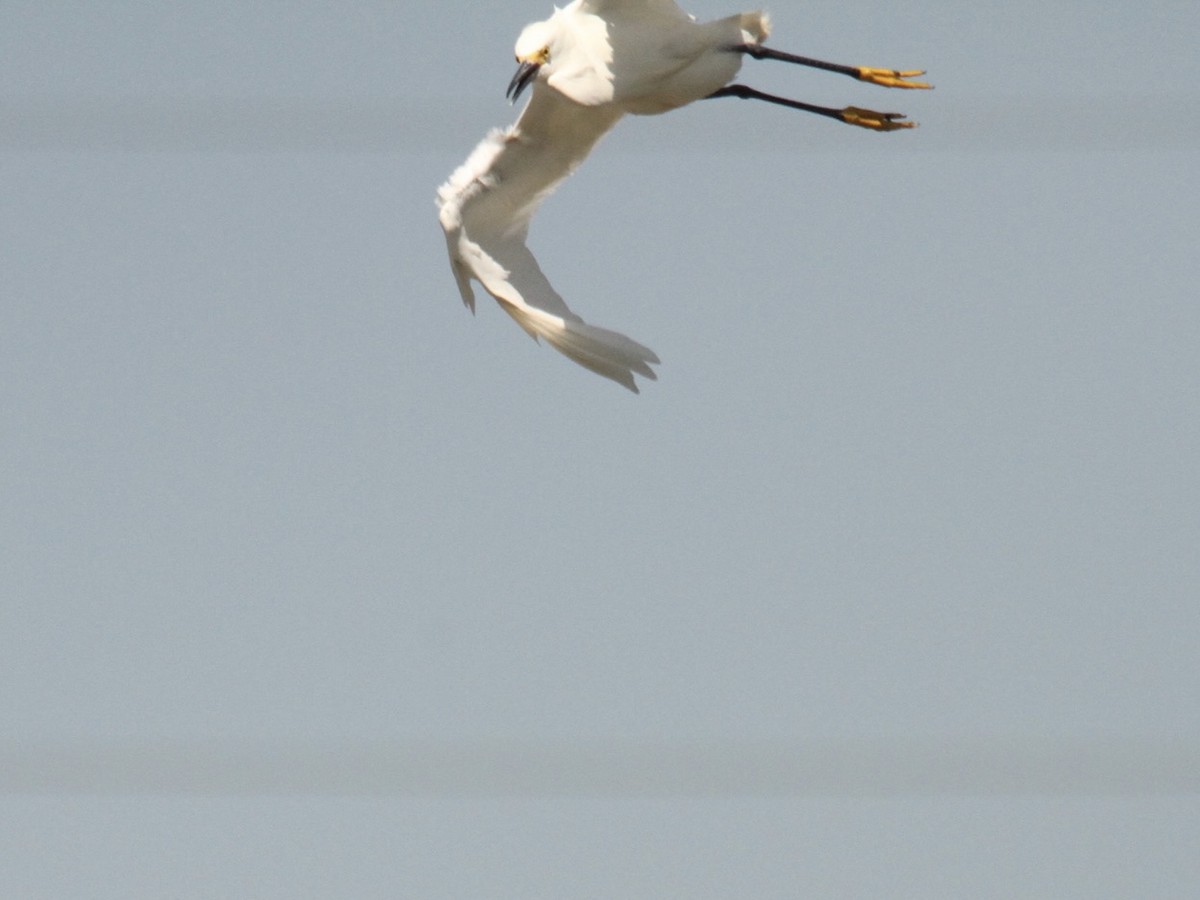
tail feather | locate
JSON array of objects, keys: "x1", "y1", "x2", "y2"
[
  {"x1": 739, "y1": 12, "x2": 771, "y2": 44},
  {"x1": 497, "y1": 300, "x2": 660, "y2": 393}
]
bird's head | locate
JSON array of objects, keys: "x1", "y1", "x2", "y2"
[{"x1": 507, "y1": 21, "x2": 555, "y2": 102}]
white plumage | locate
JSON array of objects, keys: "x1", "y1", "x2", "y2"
[{"x1": 437, "y1": 0, "x2": 929, "y2": 392}]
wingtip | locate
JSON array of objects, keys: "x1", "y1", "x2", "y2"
[{"x1": 494, "y1": 298, "x2": 660, "y2": 393}]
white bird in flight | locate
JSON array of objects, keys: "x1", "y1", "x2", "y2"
[{"x1": 437, "y1": 0, "x2": 930, "y2": 392}]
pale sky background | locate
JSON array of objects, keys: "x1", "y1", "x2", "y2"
[{"x1": 3, "y1": 0, "x2": 1199, "y2": 896}]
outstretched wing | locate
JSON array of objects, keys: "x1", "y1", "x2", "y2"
[
  {"x1": 437, "y1": 84, "x2": 660, "y2": 392},
  {"x1": 578, "y1": 0, "x2": 693, "y2": 20}
]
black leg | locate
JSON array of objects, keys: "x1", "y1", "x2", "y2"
[
  {"x1": 707, "y1": 84, "x2": 915, "y2": 131},
  {"x1": 735, "y1": 44, "x2": 931, "y2": 90}
]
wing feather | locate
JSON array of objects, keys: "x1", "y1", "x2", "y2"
[
  {"x1": 577, "y1": 0, "x2": 693, "y2": 21},
  {"x1": 438, "y1": 85, "x2": 660, "y2": 392}
]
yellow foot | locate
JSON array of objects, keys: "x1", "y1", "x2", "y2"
[
  {"x1": 854, "y1": 67, "x2": 932, "y2": 89},
  {"x1": 841, "y1": 107, "x2": 916, "y2": 131}
]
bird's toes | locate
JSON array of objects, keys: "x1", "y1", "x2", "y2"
[
  {"x1": 855, "y1": 66, "x2": 933, "y2": 90},
  {"x1": 841, "y1": 107, "x2": 917, "y2": 131}
]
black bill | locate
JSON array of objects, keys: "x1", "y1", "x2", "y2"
[{"x1": 506, "y1": 60, "x2": 541, "y2": 103}]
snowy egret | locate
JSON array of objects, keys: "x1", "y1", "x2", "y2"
[{"x1": 437, "y1": 0, "x2": 931, "y2": 392}]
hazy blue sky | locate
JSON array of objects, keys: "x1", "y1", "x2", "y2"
[{"x1": 3, "y1": 1, "x2": 1198, "y2": 896}]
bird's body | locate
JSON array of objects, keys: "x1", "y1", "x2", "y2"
[
  {"x1": 437, "y1": 0, "x2": 929, "y2": 392},
  {"x1": 524, "y1": 2, "x2": 768, "y2": 114}
]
